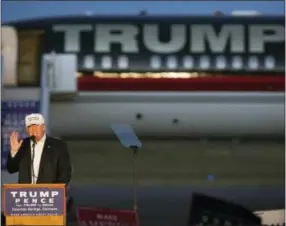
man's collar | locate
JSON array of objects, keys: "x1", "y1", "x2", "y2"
[
  {"x1": 39, "y1": 134, "x2": 47, "y2": 144},
  {"x1": 32, "y1": 134, "x2": 46, "y2": 144}
]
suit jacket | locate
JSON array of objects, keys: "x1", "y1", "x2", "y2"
[{"x1": 6, "y1": 136, "x2": 72, "y2": 185}]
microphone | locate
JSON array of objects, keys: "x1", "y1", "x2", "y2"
[
  {"x1": 30, "y1": 135, "x2": 36, "y2": 183},
  {"x1": 30, "y1": 135, "x2": 36, "y2": 144}
]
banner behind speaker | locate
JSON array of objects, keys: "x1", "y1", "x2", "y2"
[{"x1": 1, "y1": 100, "x2": 40, "y2": 170}]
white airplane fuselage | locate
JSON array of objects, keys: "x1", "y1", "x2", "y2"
[
  {"x1": 49, "y1": 91, "x2": 284, "y2": 138},
  {"x1": 2, "y1": 15, "x2": 284, "y2": 138}
]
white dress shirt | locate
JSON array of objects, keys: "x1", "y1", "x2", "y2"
[
  {"x1": 11, "y1": 135, "x2": 46, "y2": 183},
  {"x1": 30, "y1": 135, "x2": 46, "y2": 184}
]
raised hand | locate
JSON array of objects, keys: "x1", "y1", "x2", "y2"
[{"x1": 10, "y1": 131, "x2": 23, "y2": 155}]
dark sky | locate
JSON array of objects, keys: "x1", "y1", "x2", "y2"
[{"x1": 2, "y1": 1, "x2": 284, "y2": 23}]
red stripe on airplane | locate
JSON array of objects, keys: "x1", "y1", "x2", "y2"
[{"x1": 77, "y1": 76, "x2": 285, "y2": 91}]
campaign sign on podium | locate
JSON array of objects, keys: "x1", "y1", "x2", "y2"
[{"x1": 3, "y1": 184, "x2": 66, "y2": 225}]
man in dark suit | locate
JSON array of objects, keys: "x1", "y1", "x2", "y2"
[
  {"x1": 3, "y1": 113, "x2": 73, "y2": 225},
  {"x1": 6, "y1": 113, "x2": 72, "y2": 184}
]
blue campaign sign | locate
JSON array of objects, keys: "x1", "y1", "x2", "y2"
[
  {"x1": 4, "y1": 187, "x2": 65, "y2": 216},
  {"x1": 1, "y1": 100, "x2": 40, "y2": 170}
]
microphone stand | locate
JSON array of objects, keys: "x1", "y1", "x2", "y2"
[
  {"x1": 31, "y1": 143, "x2": 35, "y2": 184},
  {"x1": 130, "y1": 145, "x2": 139, "y2": 224}
]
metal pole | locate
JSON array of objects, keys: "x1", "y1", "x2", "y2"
[
  {"x1": 131, "y1": 146, "x2": 139, "y2": 225},
  {"x1": 40, "y1": 55, "x2": 53, "y2": 134}
]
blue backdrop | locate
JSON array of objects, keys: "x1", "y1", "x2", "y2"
[{"x1": 1, "y1": 100, "x2": 40, "y2": 170}]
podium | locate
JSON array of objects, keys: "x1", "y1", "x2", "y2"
[{"x1": 3, "y1": 184, "x2": 66, "y2": 225}]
